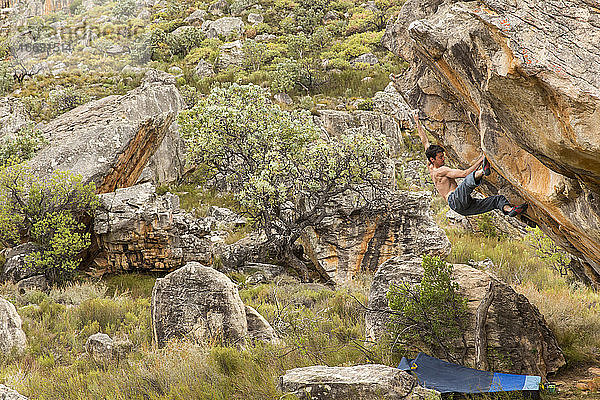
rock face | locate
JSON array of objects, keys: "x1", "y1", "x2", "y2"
[
  {"x1": 300, "y1": 191, "x2": 451, "y2": 285},
  {"x1": 384, "y1": 0, "x2": 600, "y2": 285},
  {"x1": 0, "y1": 297, "x2": 26, "y2": 355},
  {"x1": 315, "y1": 109, "x2": 405, "y2": 158},
  {"x1": 365, "y1": 257, "x2": 566, "y2": 377},
  {"x1": 94, "y1": 183, "x2": 224, "y2": 273},
  {"x1": 0, "y1": 385, "x2": 28, "y2": 400},
  {"x1": 151, "y1": 262, "x2": 248, "y2": 347},
  {"x1": 27, "y1": 69, "x2": 185, "y2": 193},
  {"x1": 279, "y1": 364, "x2": 440, "y2": 400}
]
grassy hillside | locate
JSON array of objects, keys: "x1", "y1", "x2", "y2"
[{"x1": 1, "y1": 0, "x2": 407, "y2": 121}]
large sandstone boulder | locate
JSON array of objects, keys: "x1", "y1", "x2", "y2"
[
  {"x1": 279, "y1": 364, "x2": 440, "y2": 400},
  {"x1": 0, "y1": 297, "x2": 26, "y2": 355},
  {"x1": 151, "y1": 262, "x2": 248, "y2": 347},
  {"x1": 365, "y1": 257, "x2": 565, "y2": 377},
  {"x1": 384, "y1": 0, "x2": 600, "y2": 285},
  {"x1": 27, "y1": 69, "x2": 186, "y2": 193},
  {"x1": 300, "y1": 191, "x2": 451, "y2": 285}
]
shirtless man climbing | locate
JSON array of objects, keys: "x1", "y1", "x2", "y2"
[{"x1": 413, "y1": 111, "x2": 527, "y2": 217}]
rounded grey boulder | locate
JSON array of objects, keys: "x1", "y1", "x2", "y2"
[{"x1": 151, "y1": 262, "x2": 247, "y2": 347}]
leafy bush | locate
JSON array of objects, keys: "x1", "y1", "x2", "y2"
[
  {"x1": 0, "y1": 61, "x2": 14, "y2": 95},
  {"x1": 179, "y1": 83, "x2": 390, "y2": 279},
  {"x1": 167, "y1": 26, "x2": 204, "y2": 57},
  {"x1": 525, "y1": 227, "x2": 571, "y2": 277},
  {"x1": 112, "y1": 0, "x2": 137, "y2": 21},
  {"x1": 0, "y1": 164, "x2": 99, "y2": 284},
  {"x1": 387, "y1": 255, "x2": 468, "y2": 362},
  {"x1": 48, "y1": 86, "x2": 91, "y2": 115},
  {"x1": 356, "y1": 98, "x2": 373, "y2": 110},
  {"x1": 0, "y1": 124, "x2": 47, "y2": 165}
]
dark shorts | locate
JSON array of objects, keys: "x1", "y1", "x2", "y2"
[{"x1": 447, "y1": 172, "x2": 510, "y2": 216}]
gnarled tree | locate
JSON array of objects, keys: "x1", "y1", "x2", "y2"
[{"x1": 178, "y1": 83, "x2": 391, "y2": 280}]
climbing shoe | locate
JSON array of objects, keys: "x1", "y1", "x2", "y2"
[
  {"x1": 482, "y1": 157, "x2": 491, "y2": 176},
  {"x1": 508, "y1": 203, "x2": 528, "y2": 217}
]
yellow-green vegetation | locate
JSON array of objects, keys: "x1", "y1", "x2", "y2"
[
  {"x1": 0, "y1": 164, "x2": 99, "y2": 284},
  {"x1": 166, "y1": 184, "x2": 242, "y2": 217},
  {"x1": 0, "y1": 276, "x2": 376, "y2": 399}
]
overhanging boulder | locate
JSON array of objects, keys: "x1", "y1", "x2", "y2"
[{"x1": 384, "y1": 0, "x2": 600, "y2": 285}]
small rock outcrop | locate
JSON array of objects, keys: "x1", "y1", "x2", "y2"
[
  {"x1": 0, "y1": 297, "x2": 26, "y2": 355},
  {"x1": 366, "y1": 257, "x2": 565, "y2": 377},
  {"x1": 195, "y1": 59, "x2": 215, "y2": 78},
  {"x1": 218, "y1": 40, "x2": 244, "y2": 69},
  {"x1": 351, "y1": 53, "x2": 379, "y2": 65},
  {"x1": 85, "y1": 333, "x2": 133, "y2": 364},
  {"x1": 315, "y1": 109, "x2": 404, "y2": 158},
  {"x1": 0, "y1": 385, "x2": 28, "y2": 400},
  {"x1": 203, "y1": 17, "x2": 244, "y2": 39},
  {"x1": 94, "y1": 183, "x2": 228, "y2": 273},
  {"x1": 0, "y1": 97, "x2": 31, "y2": 138},
  {"x1": 27, "y1": 69, "x2": 185, "y2": 193},
  {"x1": 384, "y1": 0, "x2": 600, "y2": 285},
  {"x1": 247, "y1": 13, "x2": 263, "y2": 24},
  {"x1": 185, "y1": 9, "x2": 207, "y2": 25},
  {"x1": 151, "y1": 262, "x2": 248, "y2": 347},
  {"x1": 1, "y1": 243, "x2": 42, "y2": 284},
  {"x1": 300, "y1": 191, "x2": 451, "y2": 285},
  {"x1": 279, "y1": 364, "x2": 440, "y2": 400},
  {"x1": 245, "y1": 305, "x2": 280, "y2": 345}
]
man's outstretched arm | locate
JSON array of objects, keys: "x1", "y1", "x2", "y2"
[
  {"x1": 440, "y1": 155, "x2": 485, "y2": 179},
  {"x1": 412, "y1": 110, "x2": 430, "y2": 149}
]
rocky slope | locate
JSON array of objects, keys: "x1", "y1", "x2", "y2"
[{"x1": 384, "y1": 0, "x2": 600, "y2": 285}]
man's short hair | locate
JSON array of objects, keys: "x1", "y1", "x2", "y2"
[{"x1": 425, "y1": 144, "x2": 444, "y2": 162}]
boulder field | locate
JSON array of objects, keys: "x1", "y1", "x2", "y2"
[{"x1": 384, "y1": 0, "x2": 600, "y2": 285}]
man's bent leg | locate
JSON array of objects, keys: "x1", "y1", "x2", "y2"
[{"x1": 459, "y1": 195, "x2": 510, "y2": 216}]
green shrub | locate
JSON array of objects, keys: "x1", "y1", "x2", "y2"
[
  {"x1": 0, "y1": 165, "x2": 99, "y2": 284},
  {"x1": 179, "y1": 83, "x2": 389, "y2": 278},
  {"x1": 0, "y1": 61, "x2": 14, "y2": 95},
  {"x1": 0, "y1": 124, "x2": 47, "y2": 165},
  {"x1": 387, "y1": 255, "x2": 468, "y2": 362},
  {"x1": 356, "y1": 98, "x2": 373, "y2": 110},
  {"x1": 48, "y1": 86, "x2": 91, "y2": 115},
  {"x1": 112, "y1": 0, "x2": 137, "y2": 21}
]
